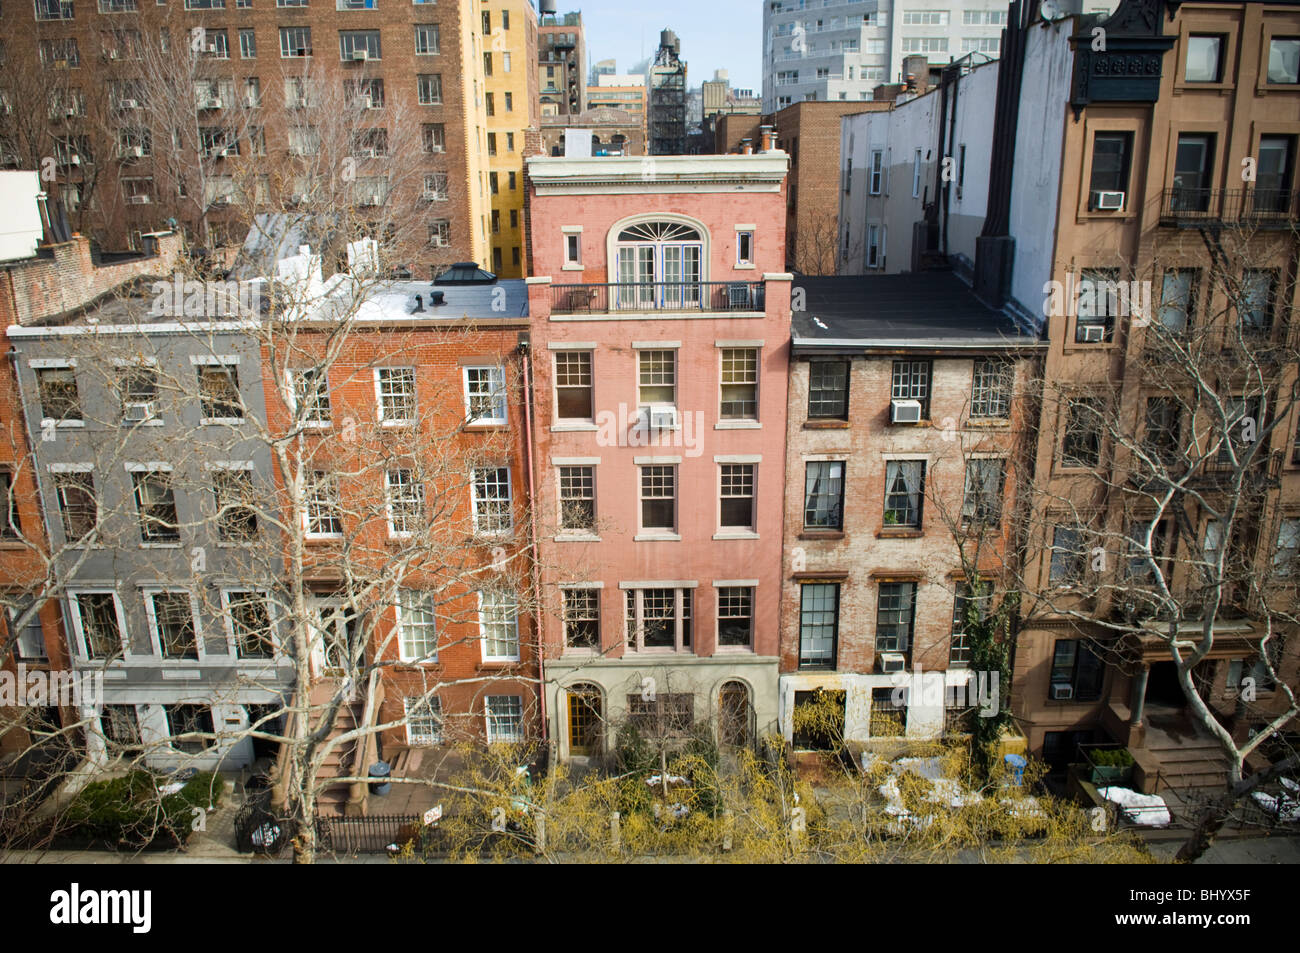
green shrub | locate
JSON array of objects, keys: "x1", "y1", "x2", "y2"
[
  {"x1": 1088, "y1": 748, "x2": 1134, "y2": 768},
  {"x1": 62, "y1": 771, "x2": 221, "y2": 848}
]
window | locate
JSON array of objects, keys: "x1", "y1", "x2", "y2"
[
  {"x1": 962, "y1": 458, "x2": 1005, "y2": 527},
  {"x1": 869, "y1": 149, "x2": 883, "y2": 194},
  {"x1": 792, "y1": 689, "x2": 844, "y2": 749},
  {"x1": 471, "y1": 467, "x2": 512, "y2": 535},
  {"x1": 1049, "y1": 526, "x2": 1086, "y2": 586},
  {"x1": 639, "y1": 465, "x2": 676, "y2": 532},
  {"x1": 503, "y1": 52, "x2": 511, "y2": 72},
  {"x1": 562, "y1": 588, "x2": 599, "y2": 649},
  {"x1": 1089, "y1": 132, "x2": 1132, "y2": 202},
  {"x1": 883, "y1": 461, "x2": 925, "y2": 528},
  {"x1": 891, "y1": 360, "x2": 931, "y2": 418},
  {"x1": 961, "y1": 37, "x2": 1000, "y2": 54},
  {"x1": 875, "y1": 582, "x2": 916, "y2": 656},
  {"x1": 1075, "y1": 268, "x2": 1118, "y2": 341},
  {"x1": 950, "y1": 583, "x2": 990, "y2": 666},
  {"x1": 423, "y1": 172, "x2": 448, "y2": 201},
  {"x1": 339, "y1": 30, "x2": 381, "y2": 61},
  {"x1": 505, "y1": 92, "x2": 513, "y2": 113},
  {"x1": 101, "y1": 705, "x2": 142, "y2": 751},
  {"x1": 405, "y1": 695, "x2": 442, "y2": 744},
  {"x1": 1185, "y1": 34, "x2": 1224, "y2": 82},
  {"x1": 719, "y1": 464, "x2": 755, "y2": 530},
  {"x1": 485, "y1": 695, "x2": 523, "y2": 743},
  {"x1": 397, "y1": 591, "x2": 437, "y2": 660},
  {"x1": 1256, "y1": 136, "x2": 1295, "y2": 213},
  {"x1": 132, "y1": 470, "x2": 179, "y2": 542},
  {"x1": 198, "y1": 363, "x2": 241, "y2": 420},
  {"x1": 305, "y1": 471, "x2": 342, "y2": 536},
  {"x1": 417, "y1": 73, "x2": 442, "y2": 105},
  {"x1": 553, "y1": 352, "x2": 592, "y2": 420},
  {"x1": 564, "y1": 233, "x2": 580, "y2": 265},
  {"x1": 1268, "y1": 37, "x2": 1300, "y2": 84},
  {"x1": 1274, "y1": 518, "x2": 1300, "y2": 577},
  {"x1": 487, "y1": 132, "x2": 497, "y2": 156},
  {"x1": 1049, "y1": 639, "x2": 1104, "y2": 701},
  {"x1": 213, "y1": 468, "x2": 258, "y2": 540},
  {"x1": 558, "y1": 466, "x2": 595, "y2": 531},
  {"x1": 279, "y1": 27, "x2": 312, "y2": 57},
  {"x1": 350, "y1": 129, "x2": 389, "y2": 158},
  {"x1": 37, "y1": 367, "x2": 80, "y2": 422},
  {"x1": 506, "y1": 132, "x2": 514, "y2": 153},
  {"x1": 485, "y1": 92, "x2": 494, "y2": 116},
  {"x1": 463, "y1": 365, "x2": 506, "y2": 424},
  {"x1": 374, "y1": 367, "x2": 416, "y2": 424},
  {"x1": 717, "y1": 587, "x2": 754, "y2": 648},
  {"x1": 72, "y1": 592, "x2": 123, "y2": 660},
  {"x1": 1219, "y1": 397, "x2": 1262, "y2": 465},
  {"x1": 1172, "y1": 133, "x2": 1214, "y2": 211},
  {"x1": 1142, "y1": 396, "x2": 1181, "y2": 466},
  {"x1": 736, "y1": 230, "x2": 754, "y2": 265},
  {"x1": 912, "y1": 149, "x2": 922, "y2": 198},
  {"x1": 489, "y1": 172, "x2": 499, "y2": 196},
  {"x1": 969, "y1": 358, "x2": 1012, "y2": 419},
  {"x1": 239, "y1": 29, "x2": 256, "y2": 58},
  {"x1": 483, "y1": 51, "x2": 493, "y2": 75},
  {"x1": 346, "y1": 77, "x2": 384, "y2": 109},
  {"x1": 1061, "y1": 398, "x2": 1102, "y2": 467},
  {"x1": 39, "y1": 38, "x2": 80, "y2": 68},
  {"x1": 866, "y1": 224, "x2": 884, "y2": 268},
  {"x1": 226, "y1": 590, "x2": 274, "y2": 658},
  {"x1": 902, "y1": 9, "x2": 946, "y2": 25},
  {"x1": 428, "y1": 220, "x2": 450, "y2": 245},
  {"x1": 1158, "y1": 269, "x2": 1196, "y2": 331},
  {"x1": 414, "y1": 23, "x2": 440, "y2": 55},
  {"x1": 35, "y1": 0, "x2": 75, "y2": 19},
  {"x1": 292, "y1": 368, "x2": 331, "y2": 423},
  {"x1": 479, "y1": 591, "x2": 519, "y2": 661},
  {"x1": 0, "y1": 471, "x2": 21, "y2": 539},
  {"x1": 720, "y1": 348, "x2": 758, "y2": 420},
  {"x1": 6, "y1": 601, "x2": 46, "y2": 660},
  {"x1": 628, "y1": 692, "x2": 694, "y2": 736},
  {"x1": 870, "y1": 687, "x2": 907, "y2": 736},
  {"x1": 385, "y1": 469, "x2": 425, "y2": 536},
  {"x1": 148, "y1": 591, "x2": 198, "y2": 660},
  {"x1": 1238, "y1": 270, "x2": 1276, "y2": 333},
  {"x1": 1227, "y1": 656, "x2": 1276, "y2": 694},
  {"x1": 798, "y1": 583, "x2": 838, "y2": 668},
  {"x1": 637, "y1": 349, "x2": 676, "y2": 407},
  {"x1": 55, "y1": 472, "x2": 96, "y2": 542},
  {"x1": 902, "y1": 37, "x2": 948, "y2": 53},
  {"x1": 165, "y1": 704, "x2": 213, "y2": 753},
  {"x1": 625, "y1": 587, "x2": 692, "y2": 652},
  {"x1": 808, "y1": 361, "x2": 849, "y2": 419},
  {"x1": 803, "y1": 461, "x2": 844, "y2": 530}
]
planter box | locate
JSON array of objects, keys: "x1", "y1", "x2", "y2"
[{"x1": 1084, "y1": 749, "x2": 1134, "y2": 787}]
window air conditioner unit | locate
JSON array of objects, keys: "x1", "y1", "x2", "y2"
[
  {"x1": 1091, "y1": 190, "x2": 1125, "y2": 211},
  {"x1": 65, "y1": 107, "x2": 77, "y2": 117},
  {"x1": 878, "y1": 652, "x2": 907, "y2": 673},
  {"x1": 69, "y1": 154, "x2": 81, "y2": 166},
  {"x1": 128, "y1": 194, "x2": 151, "y2": 204},
  {"x1": 352, "y1": 49, "x2": 369, "y2": 61},
  {"x1": 201, "y1": 97, "x2": 223, "y2": 110},
  {"x1": 646, "y1": 405, "x2": 678, "y2": 430},
  {"x1": 1078, "y1": 323, "x2": 1106, "y2": 343},
  {"x1": 120, "y1": 99, "x2": 139, "y2": 110},
  {"x1": 1051, "y1": 682, "x2": 1074, "y2": 701},
  {"x1": 890, "y1": 398, "x2": 923, "y2": 424},
  {"x1": 421, "y1": 190, "x2": 437, "y2": 201},
  {"x1": 125, "y1": 145, "x2": 144, "y2": 158},
  {"x1": 123, "y1": 401, "x2": 155, "y2": 422}
]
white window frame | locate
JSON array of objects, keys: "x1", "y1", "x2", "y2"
[
  {"x1": 478, "y1": 590, "x2": 520, "y2": 662},
  {"x1": 67, "y1": 589, "x2": 128, "y2": 661},
  {"x1": 463, "y1": 365, "x2": 507, "y2": 425},
  {"x1": 221, "y1": 588, "x2": 278, "y2": 659},
  {"x1": 396, "y1": 590, "x2": 438, "y2": 662},
  {"x1": 735, "y1": 228, "x2": 755, "y2": 267},
  {"x1": 405, "y1": 695, "x2": 443, "y2": 744},
  {"x1": 471, "y1": 466, "x2": 514, "y2": 536},
  {"x1": 485, "y1": 694, "x2": 523, "y2": 742},
  {"x1": 142, "y1": 588, "x2": 203, "y2": 662},
  {"x1": 290, "y1": 367, "x2": 332, "y2": 427},
  {"x1": 637, "y1": 348, "x2": 677, "y2": 409},
  {"x1": 303, "y1": 470, "x2": 344, "y2": 538},
  {"x1": 869, "y1": 149, "x2": 883, "y2": 195},
  {"x1": 912, "y1": 149, "x2": 922, "y2": 198},
  {"x1": 374, "y1": 366, "x2": 416, "y2": 425},
  {"x1": 385, "y1": 468, "x2": 425, "y2": 538}
]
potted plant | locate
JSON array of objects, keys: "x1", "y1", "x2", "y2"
[{"x1": 1083, "y1": 747, "x2": 1134, "y2": 786}]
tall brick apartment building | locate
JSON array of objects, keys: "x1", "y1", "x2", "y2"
[{"x1": 0, "y1": 0, "x2": 522, "y2": 273}]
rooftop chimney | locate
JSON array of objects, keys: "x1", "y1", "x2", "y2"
[
  {"x1": 759, "y1": 125, "x2": 775, "y2": 152},
  {"x1": 740, "y1": 138, "x2": 754, "y2": 155}
]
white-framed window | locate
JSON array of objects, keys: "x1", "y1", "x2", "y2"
[
  {"x1": 338, "y1": 30, "x2": 381, "y2": 60},
  {"x1": 130, "y1": 468, "x2": 180, "y2": 543},
  {"x1": 374, "y1": 367, "x2": 416, "y2": 424},
  {"x1": 291, "y1": 367, "x2": 332, "y2": 424},
  {"x1": 564, "y1": 232, "x2": 581, "y2": 266},
  {"x1": 553, "y1": 351, "x2": 593, "y2": 421},
  {"x1": 867, "y1": 224, "x2": 883, "y2": 268},
  {"x1": 212, "y1": 466, "x2": 258, "y2": 541},
  {"x1": 485, "y1": 694, "x2": 523, "y2": 742},
  {"x1": 396, "y1": 590, "x2": 438, "y2": 661},
  {"x1": 417, "y1": 73, "x2": 442, "y2": 105},
  {"x1": 422, "y1": 123, "x2": 445, "y2": 154},
  {"x1": 1275, "y1": 517, "x2": 1300, "y2": 577},
  {"x1": 912, "y1": 148, "x2": 922, "y2": 198},
  {"x1": 625, "y1": 587, "x2": 692, "y2": 652},
  {"x1": 717, "y1": 586, "x2": 754, "y2": 649},
  {"x1": 902, "y1": 10, "x2": 948, "y2": 25},
  {"x1": 558, "y1": 465, "x2": 596, "y2": 532},
  {"x1": 223, "y1": 589, "x2": 275, "y2": 658},
  {"x1": 463, "y1": 365, "x2": 507, "y2": 424},
  {"x1": 53, "y1": 469, "x2": 97, "y2": 542},
  {"x1": 165, "y1": 704, "x2": 213, "y2": 753},
  {"x1": 561, "y1": 587, "x2": 600, "y2": 650},
  {"x1": 414, "y1": 23, "x2": 440, "y2": 55},
  {"x1": 304, "y1": 470, "x2": 343, "y2": 536},
  {"x1": 869, "y1": 149, "x2": 883, "y2": 195},
  {"x1": 144, "y1": 589, "x2": 200, "y2": 660},
  {"x1": 6, "y1": 600, "x2": 47, "y2": 660},
  {"x1": 428, "y1": 219, "x2": 450, "y2": 245},
  {"x1": 422, "y1": 172, "x2": 448, "y2": 201},
  {"x1": 720, "y1": 463, "x2": 756, "y2": 531},
  {"x1": 239, "y1": 28, "x2": 256, "y2": 58},
  {"x1": 68, "y1": 590, "x2": 127, "y2": 660},
  {"x1": 902, "y1": 36, "x2": 948, "y2": 53},
  {"x1": 100, "y1": 704, "x2": 142, "y2": 751},
  {"x1": 639, "y1": 465, "x2": 676, "y2": 533},
  {"x1": 720, "y1": 348, "x2": 758, "y2": 420},
  {"x1": 736, "y1": 230, "x2": 754, "y2": 265},
  {"x1": 385, "y1": 468, "x2": 425, "y2": 537},
  {"x1": 197, "y1": 362, "x2": 242, "y2": 421},
  {"x1": 970, "y1": 358, "x2": 1013, "y2": 418},
  {"x1": 479, "y1": 590, "x2": 520, "y2": 661},
  {"x1": 637, "y1": 349, "x2": 676, "y2": 407},
  {"x1": 471, "y1": 467, "x2": 513, "y2": 535},
  {"x1": 279, "y1": 26, "x2": 312, "y2": 57},
  {"x1": 405, "y1": 695, "x2": 442, "y2": 744},
  {"x1": 36, "y1": 365, "x2": 81, "y2": 423}
]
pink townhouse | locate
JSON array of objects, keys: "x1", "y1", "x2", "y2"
[{"x1": 524, "y1": 149, "x2": 793, "y2": 760}]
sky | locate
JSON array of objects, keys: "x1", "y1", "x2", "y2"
[{"x1": 565, "y1": 0, "x2": 764, "y2": 92}]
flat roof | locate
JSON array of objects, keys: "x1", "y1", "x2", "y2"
[{"x1": 790, "y1": 273, "x2": 1044, "y2": 354}]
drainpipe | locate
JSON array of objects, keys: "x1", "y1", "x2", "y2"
[{"x1": 519, "y1": 339, "x2": 547, "y2": 750}]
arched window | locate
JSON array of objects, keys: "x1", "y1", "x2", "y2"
[
  {"x1": 613, "y1": 219, "x2": 705, "y2": 310},
  {"x1": 567, "y1": 683, "x2": 603, "y2": 757},
  {"x1": 718, "y1": 680, "x2": 752, "y2": 748}
]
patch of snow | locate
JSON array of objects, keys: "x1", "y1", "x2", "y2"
[{"x1": 1097, "y1": 786, "x2": 1171, "y2": 827}]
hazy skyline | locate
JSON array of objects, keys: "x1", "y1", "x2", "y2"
[{"x1": 569, "y1": 0, "x2": 764, "y2": 91}]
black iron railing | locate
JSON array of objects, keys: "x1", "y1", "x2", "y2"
[
  {"x1": 1160, "y1": 188, "x2": 1299, "y2": 226},
  {"x1": 550, "y1": 281, "x2": 766, "y2": 315}
]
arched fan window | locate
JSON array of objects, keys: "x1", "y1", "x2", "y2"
[
  {"x1": 612, "y1": 218, "x2": 706, "y2": 310},
  {"x1": 616, "y1": 221, "x2": 702, "y2": 243}
]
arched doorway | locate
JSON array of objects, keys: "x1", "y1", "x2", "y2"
[
  {"x1": 567, "y1": 683, "x2": 603, "y2": 757},
  {"x1": 718, "y1": 680, "x2": 752, "y2": 748},
  {"x1": 613, "y1": 220, "x2": 704, "y2": 310}
]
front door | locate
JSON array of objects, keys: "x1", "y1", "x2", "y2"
[
  {"x1": 309, "y1": 599, "x2": 359, "y2": 677},
  {"x1": 567, "y1": 686, "x2": 602, "y2": 757}
]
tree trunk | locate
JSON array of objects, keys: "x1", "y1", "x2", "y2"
[{"x1": 1175, "y1": 797, "x2": 1232, "y2": 863}]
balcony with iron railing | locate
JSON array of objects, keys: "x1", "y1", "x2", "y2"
[
  {"x1": 1159, "y1": 187, "x2": 1300, "y2": 228},
  {"x1": 549, "y1": 281, "x2": 766, "y2": 315}
]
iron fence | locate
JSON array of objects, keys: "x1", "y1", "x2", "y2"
[{"x1": 550, "y1": 281, "x2": 765, "y2": 315}]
